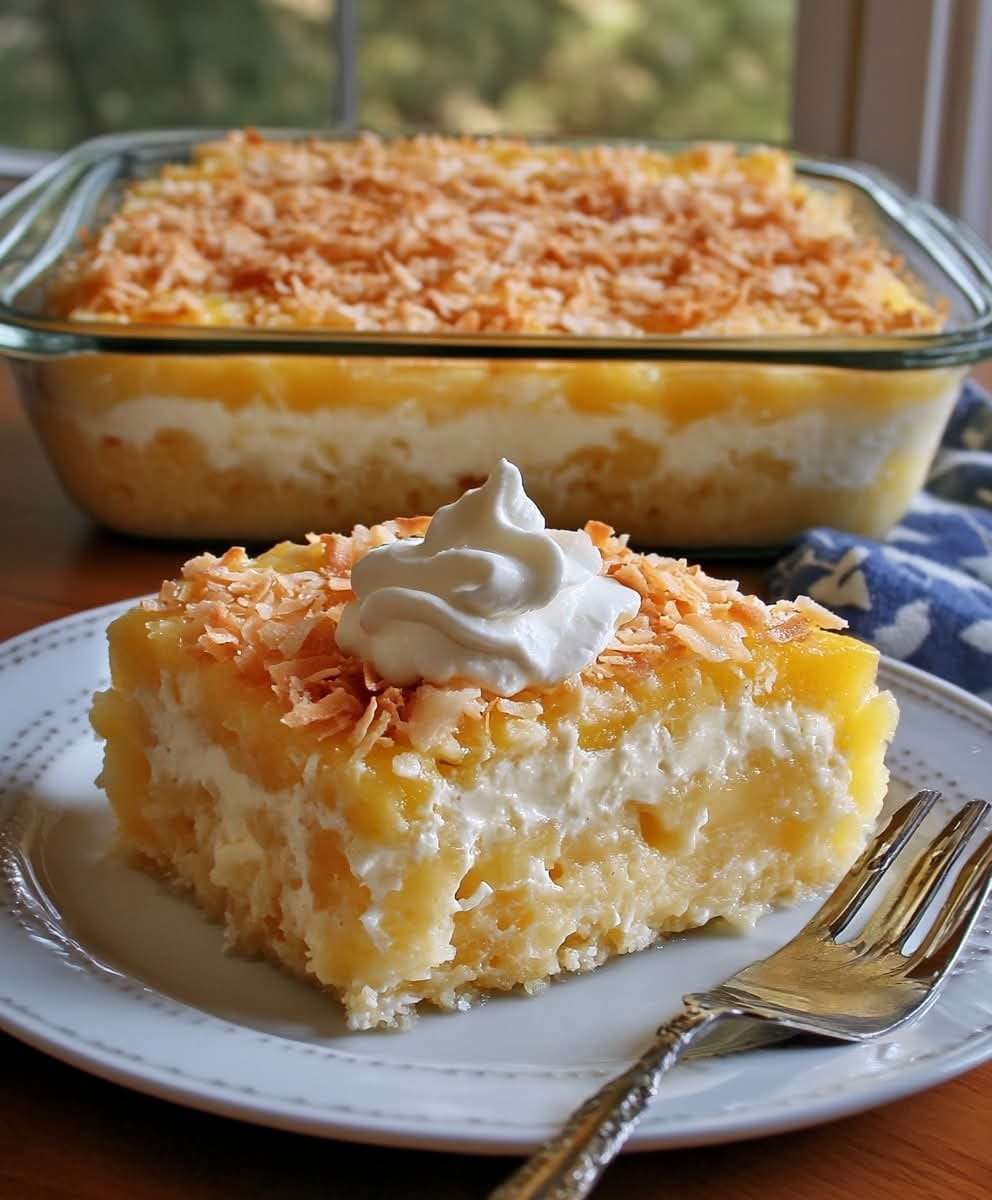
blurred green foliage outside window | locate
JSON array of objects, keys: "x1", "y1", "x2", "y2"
[{"x1": 0, "y1": 0, "x2": 793, "y2": 150}]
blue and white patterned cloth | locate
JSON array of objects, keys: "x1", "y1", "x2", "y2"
[{"x1": 768, "y1": 380, "x2": 992, "y2": 701}]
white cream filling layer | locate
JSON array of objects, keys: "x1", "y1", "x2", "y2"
[
  {"x1": 71, "y1": 383, "x2": 956, "y2": 491},
  {"x1": 136, "y1": 671, "x2": 853, "y2": 945}
]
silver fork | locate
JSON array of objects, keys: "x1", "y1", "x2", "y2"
[{"x1": 491, "y1": 790, "x2": 992, "y2": 1200}]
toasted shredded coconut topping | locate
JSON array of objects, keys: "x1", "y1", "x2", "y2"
[
  {"x1": 143, "y1": 519, "x2": 848, "y2": 760},
  {"x1": 51, "y1": 130, "x2": 942, "y2": 336}
]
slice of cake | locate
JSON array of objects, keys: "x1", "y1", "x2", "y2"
[{"x1": 91, "y1": 462, "x2": 897, "y2": 1029}]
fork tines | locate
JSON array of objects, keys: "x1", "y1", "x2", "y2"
[{"x1": 809, "y1": 789, "x2": 992, "y2": 973}]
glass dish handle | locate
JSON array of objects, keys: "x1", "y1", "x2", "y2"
[
  {"x1": 915, "y1": 198, "x2": 992, "y2": 294},
  {"x1": 0, "y1": 156, "x2": 122, "y2": 306}
]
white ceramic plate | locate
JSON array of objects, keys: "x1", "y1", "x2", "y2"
[{"x1": 1, "y1": 601, "x2": 990, "y2": 1155}]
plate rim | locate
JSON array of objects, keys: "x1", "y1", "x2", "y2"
[{"x1": 1, "y1": 599, "x2": 991, "y2": 1155}]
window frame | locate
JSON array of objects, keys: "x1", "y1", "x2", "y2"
[{"x1": 793, "y1": 0, "x2": 992, "y2": 240}]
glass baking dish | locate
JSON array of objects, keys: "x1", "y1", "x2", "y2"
[{"x1": 1, "y1": 127, "x2": 991, "y2": 550}]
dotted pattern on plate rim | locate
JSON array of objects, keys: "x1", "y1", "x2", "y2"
[{"x1": 0, "y1": 603, "x2": 990, "y2": 1134}]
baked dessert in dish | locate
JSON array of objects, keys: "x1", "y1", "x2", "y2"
[
  {"x1": 91, "y1": 462, "x2": 898, "y2": 1029},
  {"x1": 35, "y1": 130, "x2": 959, "y2": 545},
  {"x1": 52, "y1": 132, "x2": 939, "y2": 336}
]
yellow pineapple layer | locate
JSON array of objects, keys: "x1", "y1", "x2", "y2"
[
  {"x1": 92, "y1": 601, "x2": 896, "y2": 1029},
  {"x1": 32, "y1": 356, "x2": 961, "y2": 542}
]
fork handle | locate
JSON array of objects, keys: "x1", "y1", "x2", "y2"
[{"x1": 489, "y1": 1002, "x2": 723, "y2": 1200}]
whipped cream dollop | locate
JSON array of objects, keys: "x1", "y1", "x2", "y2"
[{"x1": 335, "y1": 460, "x2": 640, "y2": 695}]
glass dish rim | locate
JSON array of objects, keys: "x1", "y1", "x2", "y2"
[{"x1": 1, "y1": 125, "x2": 991, "y2": 371}]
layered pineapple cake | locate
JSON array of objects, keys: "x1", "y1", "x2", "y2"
[
  {"x1": 91, "y1": 462, "x2": 897, "y2": 1029},
  {"x1": 42, "y1": 130, "x2": 955, "y2": 543}
]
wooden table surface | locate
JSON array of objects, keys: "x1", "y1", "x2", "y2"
[{"x1": 2, "y1": 367, "x2": 991, "y2": 1200}]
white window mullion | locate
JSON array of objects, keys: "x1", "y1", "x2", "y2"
[
  {"x1": 332, "y1": 0, "x2": 359, "y2": 133},
  {"x1": 791, "y1": 0, "x2": 862, "y2": 161},
  {"x1": 939, "y1": 0, "x2": 992, "y2": 241},
  {"x1": 851, "y1": 0, "x2": 951, "y2": 201},
  {"x1": 915, "y1": 0, "x2": 954, "y2": 201}
]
